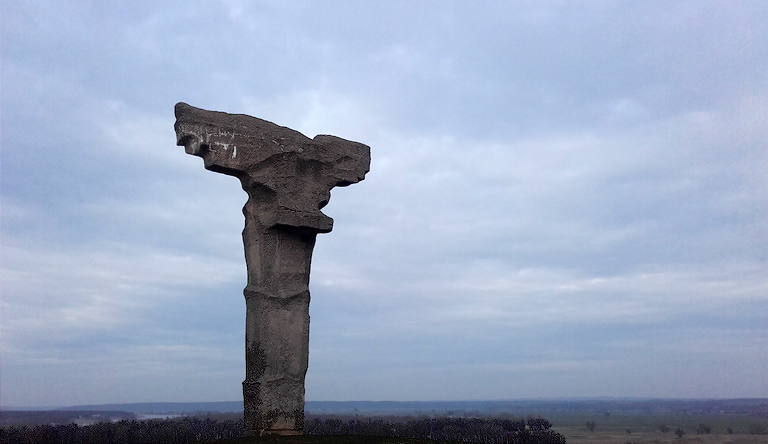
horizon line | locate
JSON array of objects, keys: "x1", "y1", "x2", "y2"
[{"x1": 5, "y1": 396, "x2": 768, "y2": 411}]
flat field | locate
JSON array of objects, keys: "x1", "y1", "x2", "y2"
[
  {"x1": 547, "y1": 412, "x2": 768, "y2": 444},
  {"x1": 559, "y1": 430, "x2": 768, "y2": 443}
]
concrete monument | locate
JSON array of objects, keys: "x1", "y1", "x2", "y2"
[{"x1": 173, "y1": 103, "x2": 370, "y2": 436}]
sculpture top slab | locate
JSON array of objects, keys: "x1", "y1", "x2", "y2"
[{"x1": 174, "y1": 102, "x2": 370, "y2": 233}]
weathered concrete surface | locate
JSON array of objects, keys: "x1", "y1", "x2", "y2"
[{"x1": 174, "y1": 103, "x2": 370, "y2": 436}]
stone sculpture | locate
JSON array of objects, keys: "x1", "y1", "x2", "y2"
[{"x1": 174, "y1": 103, "x2": 370, "y2": 436}]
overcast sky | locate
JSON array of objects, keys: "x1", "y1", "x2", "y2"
[{"x1": 2, "y1": 1, "x2": 767, "y2": 408}]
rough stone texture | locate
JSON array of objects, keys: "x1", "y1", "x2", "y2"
[{"x1": 174, "y1": 103, "x2": 370, "y2": 436}]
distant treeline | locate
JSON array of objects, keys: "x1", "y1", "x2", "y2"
[
  {"x1": 0, "y1": 417, "x2": 241, "y2": 444},
  {"x1": 305, "y1": 416, "x2": 566, "y2": 443},
  {"x1": 1, "y1": 415, "x2": 566, "y2": 444}
]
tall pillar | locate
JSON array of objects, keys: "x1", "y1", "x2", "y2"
[{"x1": 173, "y1": 103, "x2": 370, "y2": 436}]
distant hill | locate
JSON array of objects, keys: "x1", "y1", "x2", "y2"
[
  {"x1": 53, "y1": 398, "x2": 768, "y2": 416},
  {"x1": 1, "y1": 410, "x2": 134, "y2": 426},
  {"x1": 59, "y1": 401, "x2": 243, "y2": 414}
]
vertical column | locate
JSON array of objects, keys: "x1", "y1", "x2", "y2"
[
  {"x1": 242, "y1": 289, "x2": 310, "y2": 435},
  {"x1": 241, "y1": 203, "x2": 316, "y2": 436}
]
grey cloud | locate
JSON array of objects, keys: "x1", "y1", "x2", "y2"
[{"x1": 1, "y1": 0, "x2": 766, "y2": 406}]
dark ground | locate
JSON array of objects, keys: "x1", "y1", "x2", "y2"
[{"x1": 216, "y1": 436, "x2": 464, "y2": 444}]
